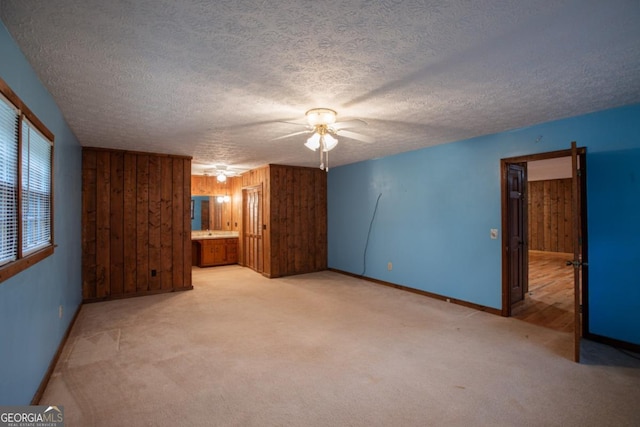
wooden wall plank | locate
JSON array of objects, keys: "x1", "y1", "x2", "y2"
[
  {"x1": 255, "y1": 167, "x2": 268, "y2": 274},
  {"x1": 564, "y1": 181, "x2": 573, "y2": 252},
  {"x1": 315, "y1": 168, "x2": 328, "y2": 271},
  {"x1": 136, "y1": 155, "x2": 150, "y2": 292},
  {"x1": 269, "y1": 166, "x2": 281, "y2": 277},
  {"x1": 309, "y1": 169, "x2": 318, "y2": 270},
  {"x1": 148, "y1": 156, "x2": 162, "y2": 291},
  {"x1": 549, "y1": 180, "x2": 559, "y2": 252},
  {"x1": 123, "y1": 153, "x2": 137, "y2": 294},
  {"x1": 182, "y1": 158, "x2": 192, "y2": 289},
  {"x1": 291, "y1": 167, "x2": 302, "y2": 273},
  {"x1": 297, "y1": 168, "x2": 309, "y2": 273},
  {"x1": 160, "y1": 157, "x2": 173, "y2": 290},
  {"x1": 528, "y1": 179, "x2": 573, "y2": 253},
  {"x1": 536, "y1": 181, "x2": 544, "y2": 250},
  {"x1": 81, "y1": 150, "x2": 97, "y2": 300},
  {"x1": 275, "y1": 166, "x2": 284, "y2": 275},
  {"x1": 95, "y1": 151, "x2": 111, "y2": 298},
  {"x1": 543, "y1": 180, "x2": 551, "y2": 251},
  {"x1": 172, "y1": 159, "x2": 184, "y2": 287},
  {"x1": 557, "y1": 180, "x2": 566, "y2": 253},
  {"x1": 109, "y1": 151, "x2": 124, "y2": 296},
  {"x1": 231, "y1": 177, "x2": 242, "y2": 232}
]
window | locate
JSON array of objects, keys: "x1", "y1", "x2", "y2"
[{"x1": 0, "y1": 78, "x2": 54, "y2": 283}]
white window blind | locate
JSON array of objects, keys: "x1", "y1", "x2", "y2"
[
  {"x1": 22, "y1": 120, "x2": 52, "y2": 254},
  {"x1": 0, "y1": 94, "x2": 19, "y2": 266}
]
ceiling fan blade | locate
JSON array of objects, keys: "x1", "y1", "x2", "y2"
[
  {"x1": 336, "y1": 129, "x2": 375, "y2": 144},
  {"x1": 277, "y1": 118, "x2": 309, "y2": 126},
  {"x1": 271, "y1": 130, "x2": 312, "y2": 141},
  {"x1": 332, "y1": 119, "x2": 368, "y2": 130}
]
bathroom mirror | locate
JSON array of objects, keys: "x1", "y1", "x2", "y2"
[{"x1": 191, "y1": 195, "x2": 231, "y2": 231}]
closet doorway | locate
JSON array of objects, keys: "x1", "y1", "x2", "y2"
[{"x1": 243, "y1": 185, "x2": 264, "y2": 273}]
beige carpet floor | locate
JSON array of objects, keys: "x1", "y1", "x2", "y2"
[{"x1": 41, "y1": 266, "x2": 640, "y2": 426}]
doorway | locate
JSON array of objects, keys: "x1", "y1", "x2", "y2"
[{"x1": 501, "y1": 145, "x2": 588, "y2": 361}]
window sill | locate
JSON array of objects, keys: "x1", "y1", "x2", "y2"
[{"x1": 0, "y1": 245, "x2": 55, "y2": 284}]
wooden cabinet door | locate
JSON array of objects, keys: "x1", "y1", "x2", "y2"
[
  {"x1": 226, "y1": 239, "x2": 238, "y2": 264},
  {"x1": 213, "y1": 240, "x2": 226, "y2": 264},
  {"x1": 200, "y1": 240, "x2": 216, "y2": 266}
]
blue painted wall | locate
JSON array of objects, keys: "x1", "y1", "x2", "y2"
[
  {"x1": 328, "y1": 104, "x2": 640, "y2": 345},
  {"x1": 0, "y1": 22, "x2": 83, "y2": 404}
]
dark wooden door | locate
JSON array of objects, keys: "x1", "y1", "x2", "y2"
[
  {"x1": 507, "y1": 163, "x2": 528, "y2": 304},
  {"x1": 243, "y1": 186, "x2": 263, "y2": 273}
]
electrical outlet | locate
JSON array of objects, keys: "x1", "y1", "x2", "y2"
[
  {"x1": 387, "y1": 262, "x2": 393, "y2": 271},
  {"x1": 58, "y1": 305, "x2": 63, "y2": 319},
  {"x1": 490, "y1": 229, "x2": 499, "y2": 240}
]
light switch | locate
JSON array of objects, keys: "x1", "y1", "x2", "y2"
[{"x1": 490, "y1": 229, "x2": 499, "y2": 240}]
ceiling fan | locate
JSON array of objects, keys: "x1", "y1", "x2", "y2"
[
  {"x1": 274, "y1": 108, "x2": 373, "y2": 171},
  {"x1": 193, "y1": 163, "x2": 246, "y2": 182}
]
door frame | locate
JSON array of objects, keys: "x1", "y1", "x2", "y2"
[{"x1": 500, "y1": 147, "x2": 588, "y2": 335}]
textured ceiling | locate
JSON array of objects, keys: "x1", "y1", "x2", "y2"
[{"x1": 1, "y1": 0, "x2": 639, "y2": 173}]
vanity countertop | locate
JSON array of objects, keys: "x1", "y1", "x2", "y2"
[{"x1": 191, "y1": 231, "x2": 239, "y2": 240}]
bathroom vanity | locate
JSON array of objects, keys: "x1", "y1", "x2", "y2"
[{"x1": 191, "y1": 232, "x2": 239, "y2": 267}]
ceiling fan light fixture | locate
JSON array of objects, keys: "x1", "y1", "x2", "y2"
[
  {"x1": 322, "y1": 133, "x2": 338, "y2": 151},
  {"x1": 305, "y1": 132, "x2": 321, "y2": 151},
  {"x1": 306, "y1": 108, "x2": 337, "y2": 127},
  {"x1": 216, "y1": 172, "x2": 227, "y2": 183}
]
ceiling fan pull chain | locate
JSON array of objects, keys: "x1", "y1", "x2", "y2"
[{"x1": 325, "y1": 147, "x2": 329, "y2": 172}]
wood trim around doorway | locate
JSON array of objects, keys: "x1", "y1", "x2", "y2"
[{"x1": 500, "y1": 147, "x2": 586, "y2": 317}]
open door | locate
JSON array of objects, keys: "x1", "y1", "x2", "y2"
[
  {"x1": 569, "y1": 141, "x2": 587, "y2": 362},
  {"x1": 502, "y1": 145, "x2": 588, "y2": 362},
  {"x1": 507, "y1": 163, "x2": 528, "y2": 305}
]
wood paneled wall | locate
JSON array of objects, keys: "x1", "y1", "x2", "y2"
[
  {"x1": 241, "y1": 164, "x2": 327, "y2": 278},
  {"x1": 82, "y1": 148, "x2": 192, "y2": 302},
  {"x1": 528, "y1": 178, "x2": 574, "y2": 253},
  {"x1": 191, "y1": 174, "x2": 232, "y2": 196},
  {"x1": 269, "y1": 164, "x2": 327, "y2": 277},
  {"x1": 230, "y1": 176, "x2": 242, "y2": 232}
]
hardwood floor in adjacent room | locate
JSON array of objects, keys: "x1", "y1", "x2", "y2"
[{"x1": 512, "y1": 250, "x2": 575, "y2": 333}]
